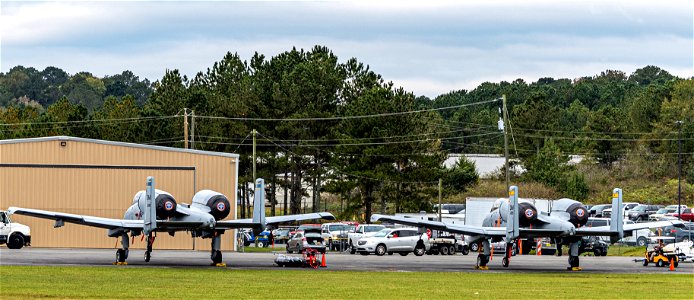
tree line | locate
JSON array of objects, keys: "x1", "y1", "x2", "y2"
[{"x1": 1, "y1": 45, "x2": 692, "y2": 220}]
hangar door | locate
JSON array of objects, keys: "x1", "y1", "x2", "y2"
[{"x1": 0, "y1": 164, "x2": 198, "y2": 249}]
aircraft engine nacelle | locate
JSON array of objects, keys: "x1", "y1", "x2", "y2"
[
  {"x1": 192, "y1": 190, "x2": 230, "y2": 220},
  {"x1": 554, "y1": 198, "x2": 588, "y2": 227},
  {"x1": 498, "y1": 201, "x2": 538, "y2": 226},
  {"x1": 133, "y1": 190, "x2": 178, "y2": 220}
]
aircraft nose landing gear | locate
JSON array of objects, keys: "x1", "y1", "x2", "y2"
[{"x1": 144, "y1": 233, "x2": 154, "y2": 262}]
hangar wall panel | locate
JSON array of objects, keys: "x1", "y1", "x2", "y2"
[{"x1": 0, "y1": 138, "x2": 238, "y2": 250}]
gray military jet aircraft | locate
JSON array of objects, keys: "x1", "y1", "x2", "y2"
[
  {"x1": 9, "y1": 177, "x2": 334, "y2": 266},
  {"x1": 372, "y1": 186, "x2": 683, "y2": 270}
]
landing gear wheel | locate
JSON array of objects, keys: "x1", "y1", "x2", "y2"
[
  {"x1": 502, "y1": 256, "x2": 509, "y2": 268},
  {"x1": 116, "y1": 249, "x2": 127, "y2": 263},
  {"x1": 476, "y1": 253, "x2": 488, "y2": 267},
  {"x1": 375, "y1": 244, "x2": 387, "y2": 256},
  {"x1": 211, "y1": 250, "x2": 222, "y2": 264},
  {"x1": 441, "y1": 245, "x2": 449, "y2": 255},
  {"x1": 144, "y1": 251, "x2": 151, "y2": 262}
]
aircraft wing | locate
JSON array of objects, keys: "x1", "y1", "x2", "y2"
[
  {"x1": 215, "y1": 212, "x2": 336, "y2": 230},
  {"x1": 575, "y1": 220, "x2": 683, "y2": 236},
  {"x1": 371, "y1": 214, "x2": 506, "y2": 237},
  {"x1": 8, "y1": 207, "x2": 144, "y2": 230}
]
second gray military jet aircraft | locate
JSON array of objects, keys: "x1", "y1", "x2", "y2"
[{"x1": 372, "y1": 186, "x2": 683, "y2": 270}]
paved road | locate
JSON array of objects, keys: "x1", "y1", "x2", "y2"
[{"x1": 1, "y1": 248, "x2": 692, "y2": 274}]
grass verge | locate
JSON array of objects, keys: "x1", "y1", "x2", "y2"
[{"x1": 1, "y1": 266, "x2": 691, "y2": 299}]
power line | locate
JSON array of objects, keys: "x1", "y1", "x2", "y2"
[
  {"x1": 513, "y1": 126, "x2": 678, "y2": 136},
  {"x1": 513, "y1": 133, "x2": 694, "y2": 142},
  {"x1": 256, "y1": 132, "x2": 439, "y2": 185},
  {"x1": 194, "y1": 98, "x2": 500, "y2": 122}
]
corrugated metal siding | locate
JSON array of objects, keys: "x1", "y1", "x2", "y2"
[{"x1": 0, "y1": 139, "x2": 237, "y2": 250}]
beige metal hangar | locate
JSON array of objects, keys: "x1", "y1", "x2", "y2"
[{"x1": 0, "y1": 136, "x2": 239, "y2": 251}]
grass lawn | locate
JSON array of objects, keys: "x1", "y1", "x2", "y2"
[{"x1": 1, "y1": 266, "x2": 691, "y2": 299}]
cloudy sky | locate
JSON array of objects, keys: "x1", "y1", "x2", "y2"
[{"x1": 1, "y1": 0, "x2": 692, "y2": 98}]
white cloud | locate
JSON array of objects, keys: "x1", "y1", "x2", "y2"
[{"x1": 1, "y1": 0, "x2": 692, "y2": 98}]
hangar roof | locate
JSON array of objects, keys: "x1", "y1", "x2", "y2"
[{"x1": 0, "y1": 136, "x2": 239, "y2": 159}]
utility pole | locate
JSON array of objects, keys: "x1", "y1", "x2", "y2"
[
  {"x1": 676, "y1": 120, "x2": 683, "y2": 220},
  {"x1": 252, "y1": 129, "x2": 257, "y2": 181},
  {"x1": 438, "y1": 178, "x2": 442, "y2": 222},
  {"x1": 502, "y1": 94, "x2": 510, "y2": 191},
  {"x1": 183, "y1": 108, "x2": 189, "y2": 149},
  {"x1": 190, "y1": 110, "x2": 195, "y2": 149}
]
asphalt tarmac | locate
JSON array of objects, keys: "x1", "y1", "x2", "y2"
[{"x1": 2, "y1": 247, "x2": 692, "y2": 274}]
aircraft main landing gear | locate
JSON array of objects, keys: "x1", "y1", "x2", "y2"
[
  {"x1": 475, "y1": 240, "x2": 491, "y2": 270},
  {"x1": 567, "y1": 241, "x2": 582, "y2": 271},
  {"x1": 114, "y1": 233, "x2": 129, "y2": 265},
  {"x1": 211, "y1": 233, "x2": 225, "y2": 267}
]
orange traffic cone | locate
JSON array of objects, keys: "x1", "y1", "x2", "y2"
[
  {"x1": 669, "y1": 258, "x2": 675, "y2": 271},
  {"x1": 320, "y1": 252, "x2": 327, "y2": 268}
]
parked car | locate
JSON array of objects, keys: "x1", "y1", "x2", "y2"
[
  {"x1": 649, "y1": 208, "x2": 678, "y2": 221},
  {"x1": 272, "y1": 228, "x2": 291, "y2": 244},
  {"x1": 602, "y1": 202, "x2": 639, "y2": 218},
  {"x1": 585, "y1": 217, "x2": 652, "y2": 246},
  {"x1": 580, "y1": 236, "x2": 609, "y2": 256},
  {"x1": 589, "y1": 204, "x2": 611, "y2": 218},
  {"x1": 1, "y1": 210, "x2": 31, "y2": 249},
  {"x1": 286, "y1": 228, "x2": 324, "y2": 253},
  {"x1": 347, "y1": 224, "x2": 386, "y2": 254},
  {"x1": 627, "y1": 204, "x2": 662, "y2": 221},
  {"x1": 433, "y1": 203, "x2": 466, "y2": 214},
  {"x1": 356, "y1": 228, "x2": 430, "y2": 256},
  {"x1": 667, "y1": 208, "x2": 694, "y2": 222},
  {"x1": 661, "y1": 222, "x2": 694, "y2": 243},
  {"x1": 321, "y1": 223, "x2": 351, "y2": 250}
]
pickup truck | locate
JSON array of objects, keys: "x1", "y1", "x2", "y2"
[
  {"x1": 668, "y1": 208, "x2": 694, "y2": 222},
  {"x1": 1, "y1": 210, "x2": 31, "y2": 249},
  {"x1": 348, "y1": 224, "x2": 386, "y2": 254}
]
